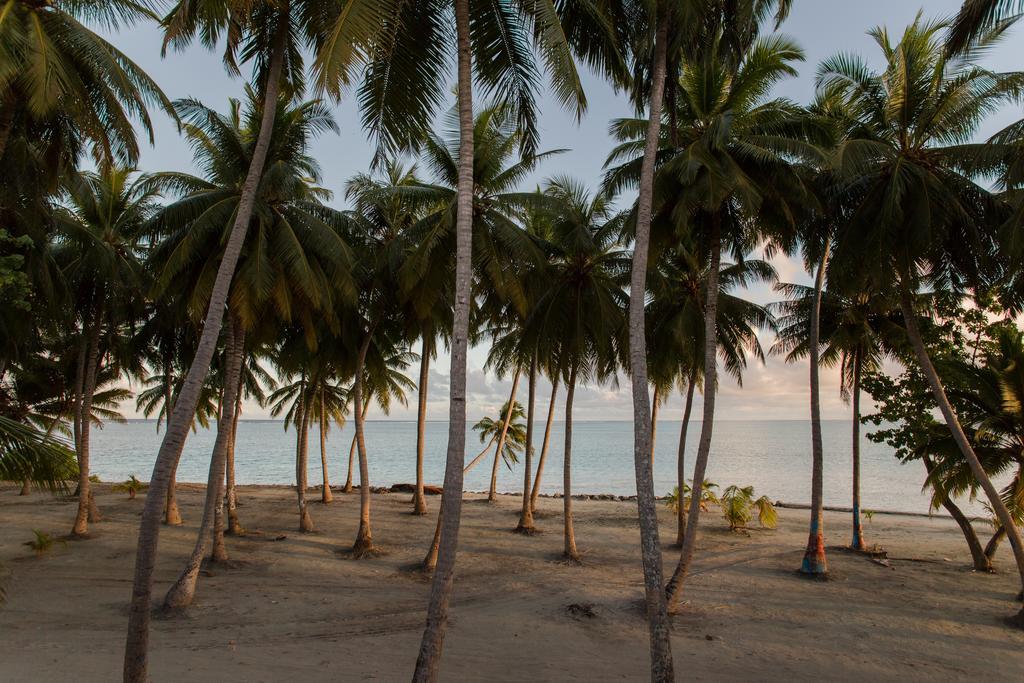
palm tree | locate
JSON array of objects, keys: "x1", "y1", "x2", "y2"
[
  {"x1": 520, "y1": 177, "x2": 627, "y2": 563},
  {"x1": 472, "y1": 400, "x2": 527, "y2": 477},
  {"x1": 949, "y1": 0, "x2": 1024, "y2": 54},
  {"x1": 55, "y1": 167, "x2": 156, "y2": 537},
  {"x1": 772, "y1": 282, "x2": 905, "y2": 550},
  {"x1": 608, "y1": 21, "x2": 817, "y2": 608},
  {"x1": 818, "y1": 15, "x2": 1024, "y2": 617},
  {"x1": 145, "y1": 91, "x2": 351, "y2": 613},
  {"x1": 0, "y1": 0, "x2": 174, "y2": 164},
  {"x1": 648, "y1": 242, "x2": 777, "y2": 546}
]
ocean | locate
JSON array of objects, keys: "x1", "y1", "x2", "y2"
[{"x1": 88, "y1": 418, "x2": 987, "y2": 517}]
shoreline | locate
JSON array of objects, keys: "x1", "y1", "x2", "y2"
[{"x1": 151, "y1": 480, "x2": 968, "y2": 521}]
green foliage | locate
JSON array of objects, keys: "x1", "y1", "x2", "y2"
[
  {"x1": 863, "y1": 509, "x2": 875, "y2": 524},
  {"x1": 473, "y1": 400, "x2": 527, "y2": 469},
  {"x1": 720, "y1": 485, "x2": 778, "y2": 530},
  {"x1": 0, "y1": 416, "x2": 77, "y2": 493},
  {"x1": 112, "y1": 475, "x2": 147, "y2": 499},
  {"x1": 23, "y1": 530, "x2": 63, "y2": 556},
  {"x1": 665, "y1": 480, "x2": 720, "y2": 513}
]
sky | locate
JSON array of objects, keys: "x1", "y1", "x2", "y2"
[{"x1": 106, "y1": 1, "x2": 1024, "y2": 422}]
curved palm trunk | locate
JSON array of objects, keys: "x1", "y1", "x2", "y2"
[
  {"x1": 215, "y1": 324, "x2": 245, "y2": 556},
  {"x1": 163, "y1": 353, "x2": 182, "y2": 526},
  {"x1": 801, "y1": 243, "x2": 831, "y2": 576},
  {"x1": 516, "y1": 355, "x2": 538, "y2": 532},
  {"x1": 923, "y1": 455, "x2": 991, "y2": 571},
  {"x1": 343, "y1": 431, "x2": 357, "y2": 492},
  {"x1": 351, "y1": 326, "x2": 377, "y2": 556},
  {"x1": 225, "y1": 381, "x2": 243, "y2": 535},
  {"x1": 72, "y1": 334, "x2": 85, "y2": 466},
  {"x1": 676, "y1": 377, "x2": 697, "y2": 547},
  {"x1": 625, "y1": 9, "x2": 675, "y2": 679},
  {"x1": 320, "y1": 387, "x2": 333, "y2": 504},
  {"x1": 413, "y1": 336, "x2": 431, "y2": 514},
  {"x1": 163, "y1": 320, "x2": 244, "y2": 609},
  {"x1": 488, "y1": 368, "x2": 522, "y2": 502},
  {"x1": 412, "y1": 2, "x2": 473, "y2": 676},
  {"x1": 850, "y1": 350, "x2": 866, "y2": 551},
  {"x1": 72, "y1": 303, "x2": 103, "y2": 537},
  {"x1": 562, "y1": 366, "x2": 580, "y2": 562},
  {"x1": 898, "y1": 282, "x2": 1024, "y2": 610},
  {"x1": 123, "y1": 21, "x2": 288, "y2": 680},
  {"x1": 986, "y1": 527, "x2": 1007, "y2": 560},
  {"x1": 666, "y1": 213, "x2": 723, "y2": 609},
  {"x1": 530, "y1": 377, "x2": 559, "y2": 513}
]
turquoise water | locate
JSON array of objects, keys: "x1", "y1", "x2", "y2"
[{"x1": 89, "y1": 419, "x2": 975, "y2": 516}]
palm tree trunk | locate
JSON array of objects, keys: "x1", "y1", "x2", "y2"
[
  {"x1": 530, "y1": 376, "x2": 559, "y2": 513},
  {"x1": 461, "y1": 434, "x2": 499, "y2": 474},
  {"x1": 488, "y1": 368, "x2": 522, "y2": 502},
  {"x1": 320, "y1": 387, "x2": 333, "y2": 504},
  {"x1": 650, "y1": 386, "x2": 660, "y2": 462},
  {"x1": 851, "y1": 349, "x2": 866, "y2": 551},
  {"x1": 986, "y1": 527, "x2": 1006, "y2": 560},
  {"x1": 123, "y1": 18, "x2": 289, "y2": 680},
  {"x1": 297, "y1": 388, "x2": 314, "y2": 532},
  {"x1": 72, "y1": 333, "x2": 86, "y2": 460},
  {"x1": 516, "y1": 354, "x2": 538, "y2": 532},
  {"x1": 343, "y1": 431, "x2": 357, "y2": 492},
  {"x1": 923, "y1": 455, "x2": 991, "y2": 572},
  {"x1": 413, "y1": 336, "x2": 431, "y2": 515},
  {"x1": 215, "y1": 323, "x2": 245, "y2": 558},
  {"x1": 163, "y1": 352, "x2": 182, "y2": 526},
  {"x1": 72, "y1": 302, "x2": 103, "y2": 537},
  {"x1": 676, "y1": 376, "x2": 697, "y2": 547},
  {"x1": 563, "y1": 365, "x2": 580, "y2": 563},
  {"x1": 801, "y1": 241, "x2": 831, "y2": 576},
  {"x1": 351, "y1": 325, "x2": 378, "y2": 556},
  {"x1": 666, "y1": 211, "x2": 723, "y2": 609},
  {"x1": 624, "y1": 7, "x2": 675, "y2": 678},
  {"x1": 412, "y1": 1, "x2": 474, "y2": 676},
  {"x1": 898, "y1": 281, "x2": 1024, "y2": 608},
  {"x1": 226, "y1": 380, "x2": 243, "y2": 535},
  {"x1": 163, "y1": 317, "x2": 244, "y2": 608},
  {"x1": 0, "y1": 95, "x2": 14, "y2": 163}
]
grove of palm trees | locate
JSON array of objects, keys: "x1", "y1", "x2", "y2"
[{"x1": 2, "y1": 1, "x2": 1024, "y2": 681}]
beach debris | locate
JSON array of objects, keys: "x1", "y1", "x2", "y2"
[{"x1": 565, "y1": 602, "x2": 598, "y2": 620}]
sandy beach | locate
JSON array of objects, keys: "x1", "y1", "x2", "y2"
[{"x1": 1, "y1": 483, "x2": 1022, "y2": 681}]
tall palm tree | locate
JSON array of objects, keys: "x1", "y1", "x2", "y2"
[
  {"x1": 144, "y1": 92, "x2": 351, "y2": 614},
  {"x1": 819, "y1": 15, "x2": 1024, "y2": 619},
  {"x1": 55, "y1": 167, "x2": 156, "y2": 537},
  {"x1": 773, "y1": 282, "x2": 905, "y2": 550},
  {"x1": 122, "y1": 0, "x2": 338, "y2": 674},
  {"x1": 520, "y1": 177, "x2": 627, "y2": 563},
  {"x1": 647, "y1": 242, "x2": 777, "y2": 546},
  {"x1": 609, "y1": 22, "x2": 818, "y2": 608},
  {"x1": 949, "y1": 0, "x2": 1024, "y2": 53}
]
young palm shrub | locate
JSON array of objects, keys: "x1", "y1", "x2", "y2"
[
  {"x1": 24, "y1": 530, "x2": 64, "y2": 556},
  {"x1": 720, "y1": 485, "x2": 777, "y2": 531},
  {"x1": 113, "y1": 475, "x2": 147, "y2": 500}
]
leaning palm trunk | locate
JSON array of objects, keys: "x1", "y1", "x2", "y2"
[
  {"x1": 72, "y1": 304, "x2": 103, "y2": 537},
  {"x1": 898, "y1": 281, "x2": 1024, "y2": 611},
  {"x1": 516, "y1": 355, "x2": 538, "y2": 532},
  {"x1": 850, "y1": 350, "x2": 865, "y2": 551},
  {"x1": 625, "y1": 9, "x2": 675, "y2": 679},
  {"x1": 296, "y1": 388, "x2": 314, "y2": 532},
  {"x1": 163, "y1": 320, "x2": 244, "y2": 609},
  {"x1": 413, "y1": 336, "x2": 431, "y2": 514},
  {"x1": 422, "y1": 435, "x2": 499, "y2": 571},
  {"x1": 801, "y1": 243, "x2": 830, "y2": 576},
  {"x1": 923, "y1": 455, "x2": 992, "y2": 572},
  {"x1": 351, "y1": 326, "x2": 378, "y2": 556},
  {"x1": 412, "y1": 2, "x2": 474, "y2": 677},
  {"x1": 487, "y1": 367, "x2": 521, "y2": 501},
  {"x1": 123, "y1": 25, "x2": 288, "y2": 680},
  {"x1": 163, "y1": 353, "x2": 183, "y2": 526},
  {"x1": 320, "y1": 387, "x2": 333, "y2": 504},
  {"x1": 676, "y1": 377, "x2": 697, "y2": 547},
  {"x1": 666, "y1": 214, "x2": 722, "y2": 609},
  {"x1": 649, "y1": 386, "x2": 660, "y2": 461},
  {"x1": 529, "y1": 377, "x2": 559, "y2": 513},
  {"x1": 562, "y1": 365, "x2": 580, "y2": 562}
]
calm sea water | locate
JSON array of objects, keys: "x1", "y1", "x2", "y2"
[{"x1": 89, "y1": 419, "x2": 984, "y2": 516}]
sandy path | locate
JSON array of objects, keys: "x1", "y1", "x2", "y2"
[{"x1": 1, "y1": 483, "x2": 1022, "y2": 681}]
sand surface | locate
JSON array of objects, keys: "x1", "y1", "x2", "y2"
[{"x1": 1, "y1": 482, "x2": 1023, "y2": 681}]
